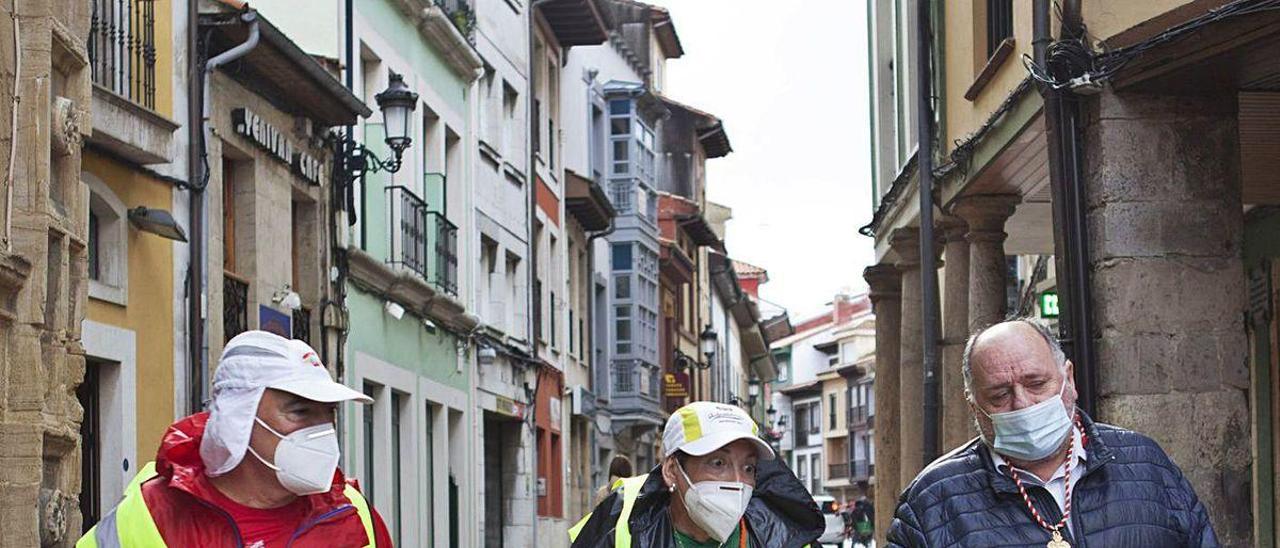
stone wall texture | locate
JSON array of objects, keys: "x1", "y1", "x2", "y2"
[
  {"x1": 1085, "y1": 90, "x2": 1252, "y2": 547},
  {"x1": 0, "y1": 0, "x2": 92, "y2": 546}
]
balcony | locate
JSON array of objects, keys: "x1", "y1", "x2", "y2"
[
  {"x1": 851, "y1": 460, "x2": 872, "y2": 482},
  {"x1": 609, "y1": 359, "x2": 664, "y2": 427},
  {"x1": 428, "y1": 212, "x2": 458, "y2": 296},
  {"x1": 224, "y1": 273, "x2": 249, "y2": 343},
  {"x1": 86, "y1": 0, "x2": 178, "y2": 165},
  {"x1": 850, "y1": 406, "x2": 871, "y2": 427},
  {"x1": 387, "y1": 185, "x2": 430, "y2": 278},
  {"x1": 89, "y1": 0, "x2": 156, "y2": 109},
  {"x1": 434, "y1": 0, "x2": 475, "y2": 44},
  {"x1": 828, "y1": 462, "x2": 849, "y2": 480}
]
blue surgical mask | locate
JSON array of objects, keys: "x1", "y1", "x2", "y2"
[{"x1": 980, "y1": 368, "x2": 1074, "y2": 462}]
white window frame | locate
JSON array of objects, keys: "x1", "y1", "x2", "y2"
[
  {"x1": 351, "y1": 351, "x2": 468, "y2": 548},
  {"x1": 84, "y1": 172, "x2": 129, "y2": 306},
  {"x1": 80, "y1": 320, "x2": 138, "y2": 515}
]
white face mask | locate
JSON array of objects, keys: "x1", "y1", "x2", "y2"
[
  {"x1": 676, "y1": 459, "x2": 753, "y2": 543},
  {"x1": 980, "y1": 367, "x2": 1074, "y2": 462},
  {"x1": 247, "y1": 417, "x2": 341, "y2": 496}
]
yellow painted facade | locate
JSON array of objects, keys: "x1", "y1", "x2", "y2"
[
  {"x1": 941, "y1": 0, "x2": 1036, "y2": 156},
  {"x1": 940, "y1": 0, "x2": 1204, "y2": 157},
  {"x1": 83, "y1": 153, "x2": 177, "y2": 461},
  {"x1": 1081, "y1": 0, "x2": 1201, "y2": 43},
  {"x1": 83, "y1": 0, "x2": 178, "y2": 459}
]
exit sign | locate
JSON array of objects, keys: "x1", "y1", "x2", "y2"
[{"x1": 1040, "y1": 291, "x2": 1060, "y2": 318}]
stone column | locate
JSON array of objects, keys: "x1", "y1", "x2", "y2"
[
  {"x1": 890, "y1": 228, "x2": 926, "y2": 482},
  {"x1": 954, "y1": 195, "x2": 1019, "y2": 332},
  {"x1": 863, "y1": 263, "x2": 901, "y2": 547},
  {"x1": 940, "y1": 217, "x2": 972, "y2": 450},
  {"x1": 1084, "y1": 91, "x2": 1250, "y2": 545}
]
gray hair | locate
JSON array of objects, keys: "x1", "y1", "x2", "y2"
[{"x1": 961, "y1": 317, "x2": 1066, "y2": 402}]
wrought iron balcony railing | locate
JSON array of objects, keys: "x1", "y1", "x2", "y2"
[
  {"x1": 224, "y1": 272, "x2": 249, "y2": 343},
  {"x1": 852, "y1": 459, "x2": 872, "y2": 481},
  {"x1": 385, "y1": 185, "x2": 458, "y2": 296},
  {"x1": 428, "y1": 212, "x2": 458, "y2": 296},
  {"x1": 828, "y1": 462, "x2": 849, "y2": 480},
  {"x1": 89, "y1": 0, "x2": 157, "y2": 109},
  {"x1": 386, "y1": 185, "x2": 430, "y2": 278},
  {"x1": 292, "y1": 306, "x2": 311, "y2": 345}
]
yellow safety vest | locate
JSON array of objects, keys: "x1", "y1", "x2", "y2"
[
  {"x1": 568, "y1": 474, "x2": 650, "y2": 547},
  {"x1": 76, "y1": 462, "x2": 377, "y2": 548}
]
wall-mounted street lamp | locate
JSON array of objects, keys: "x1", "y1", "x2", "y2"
[
  {"x1": 699, "y1": 325, "x2": 718, "y2": 370},
  {"x1": 747, "y1": 378, "x2": 761, "y2": 405},
  {"x1": 373, "y1": 72, "x2": 418, "y2": 162},
  {"x1": 336, "y1": 72, "x2": 419, "y2": 225},
  {"x1": 128, "y1": 207, "x2": 188, "y2": 242}
]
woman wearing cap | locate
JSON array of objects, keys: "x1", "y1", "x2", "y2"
[
  {"x1": 77, "y1": 331, "x2": 393, "y2": 547},
  {"x1": 569, "y1": 401, "x2": 825, "y2": 547}
]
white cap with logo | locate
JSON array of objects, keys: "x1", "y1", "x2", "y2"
[
  {"x1": 200, "y1": 330, "x2": 371, "y2": 476},
  {"x1": 663, "y1": 401, "x2": 775, "y2": 460}
]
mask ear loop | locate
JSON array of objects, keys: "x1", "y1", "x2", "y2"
[{"x1": 247, "y1": 416, "x2": 286, "y2": 471}]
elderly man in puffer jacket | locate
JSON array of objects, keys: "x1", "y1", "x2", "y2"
[{"x1": 888, "y1": 319, "x2": 1218, "y2": 548}]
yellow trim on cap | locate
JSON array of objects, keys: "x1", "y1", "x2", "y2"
[{"x1": 680, "y1": 407, "x2": 703, "y2": 443}]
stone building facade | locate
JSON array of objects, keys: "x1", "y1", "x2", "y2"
[{"x1": 0, "y1": 0, "x2": 92, "y2": 546}]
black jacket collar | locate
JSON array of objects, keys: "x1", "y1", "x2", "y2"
[{"x1": 975, "y1": 409, "x2": 1117, "y2": 495}]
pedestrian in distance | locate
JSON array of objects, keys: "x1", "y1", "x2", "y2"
[
  {"x1": 77, "y1": 330, "x2": 393, "y2": 548},
  {"x1": 569, "y1": 401, "x2": 826, "y2": 547},
  {"x1": 594, "y1": 454, "x2": 636, "y2": 507},
  {"x1": 887, "y1": 318, "x2": 1218, "y2": 547}
]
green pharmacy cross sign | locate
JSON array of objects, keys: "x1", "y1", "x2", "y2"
[{"x1": 1039, "y1": 291, "x2": 1060, "y2": 319}]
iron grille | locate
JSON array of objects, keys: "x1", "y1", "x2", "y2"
[
  {"x1": 428, "y1": 212, "x2": 458, "y2": 296},
  {"x1": 386, "y1": 186, "x2": 430, "y2": 278},
  {"x1": 89, "y1": 0, "x2": 157, "y2": 108},
  {"x1": 224, "y1": 274, "x2": 249, "y2": 343},
  {"x1": 852, "y1": 459, "x2": 871, "y2": 480},
  {"x1": 292, "y1": 306, "x2": 311, "y2": 345}
]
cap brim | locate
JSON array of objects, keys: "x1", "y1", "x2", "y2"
[
  {"x1": 679, "y1": 430, "x2": 776, "y2": 461},
  {"x1": 269, "y1": 378, "x2": 374, "y2": 404}
]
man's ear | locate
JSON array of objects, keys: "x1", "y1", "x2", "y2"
[{"x1": 661, "y1": 456, "x2": 678, "y2": 490}]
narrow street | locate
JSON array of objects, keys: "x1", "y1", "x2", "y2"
[{"x1": 0, "y1": 1, "x2": 1278, "y2": 547}]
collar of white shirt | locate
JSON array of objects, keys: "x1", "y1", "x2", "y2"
[{"x1": 990, "y1": 424, "x2": 1087, "y2": 485}]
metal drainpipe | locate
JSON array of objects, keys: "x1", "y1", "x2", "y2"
[
  {"x1": 192, "y1": 10, "x2": 260, "y2": 413},
  {"x1": 1034, "y1": 0, "x2": 1097, "y2": 416},
  {"x1": 915, "y1": 0, "x2": 943, "y2": 463},
  {"x1": 186, "y1": 0, "x2": 200, "y2": 413}
]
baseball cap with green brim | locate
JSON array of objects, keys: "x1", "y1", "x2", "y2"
[{"x1": 663, "y1": 401, "x2": 775, "y2": 460}]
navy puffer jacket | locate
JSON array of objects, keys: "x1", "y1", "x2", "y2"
[{"x1": 887, "y1": 411, "x2": 1218, "y2": 547}]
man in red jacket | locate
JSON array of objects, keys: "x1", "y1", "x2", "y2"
[{"x1": 78, "y1": 331, "x2": 392, "y2": 547}]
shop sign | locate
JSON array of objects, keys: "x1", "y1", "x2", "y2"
[
  {"x1": 664, "y1": 371, "x2": 689, "y2": 399},
  {"x1": 495, "y1": 395, "x2": 526, "y2": 419},
  {"x1": 232, "y1": 108, "x2": 326, "y2": 185},
  {"x1": 1039, "y1": 291, "x2": 1059, "y2": 318},
  {"x1": 259, "y1": 305, "x2": 291, "y2": 338}
]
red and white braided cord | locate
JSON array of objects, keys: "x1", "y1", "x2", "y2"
[{"x1": 1009, "y1": 425, "x2": 1076, "y2": 533}]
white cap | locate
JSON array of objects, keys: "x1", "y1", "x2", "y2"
[
  {"x1": 200, "y1": 330, "x2": 371, "y2": 476},
  {"x1": 663, "y1": 401, "x2": 775, "y2": 460}
]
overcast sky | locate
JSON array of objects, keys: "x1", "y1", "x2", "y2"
[{"x1": 647, "y1": 0, "x2": 877, "y2": 319}]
